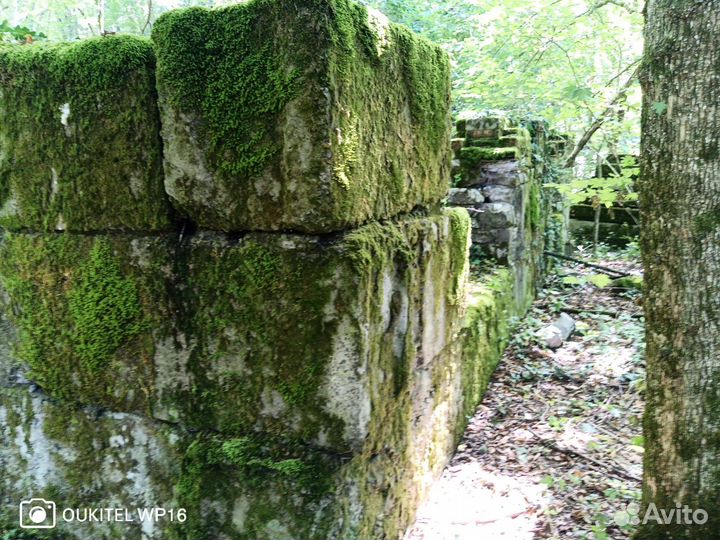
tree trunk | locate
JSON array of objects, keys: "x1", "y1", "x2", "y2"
[
  {"x1": 593, "y1": 204, "x2": 601, "y2": 253},
  {"x1": 639, "y1": 2, "x2": 720, "y2": 538}
]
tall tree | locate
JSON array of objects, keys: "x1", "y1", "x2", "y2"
[{"x1": 639, "y1": 1, "x2": 720, "y2": 538}]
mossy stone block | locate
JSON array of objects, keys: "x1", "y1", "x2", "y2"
[
  {"x1": 0, "y1": 386, "x2": 183, "y2": 540},
  {"x1": 0, "y1": 36, "x2": 174, "y2": 232},
  {"x1": 0, "y1": 385, "x2": 339, "y2": 540},
  {"x1": 0, "y1": 379, "x2": 423, "y2": 539},
  {"x1": 0, "y1": 211, "x2": 469, "y2": 455},
  {"x1": 0, "y1": 233, "x2": 176, "y2": 413},
  {"x1": 152, "y1": 0, "x2": 452, "y2": 233},
  {"x1": 0, "y1": 211, "x2": 479, "y2": 540}
]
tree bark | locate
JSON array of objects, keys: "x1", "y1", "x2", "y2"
[{"x1": 639, "y1": 2, "x2": 720, "y2": 538}]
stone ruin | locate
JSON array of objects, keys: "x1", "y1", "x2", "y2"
[
  {"x1": 449, "y1": 114, "x2": 568, "y2": 308},
  {"x1": 0, "y1": 1, "x2": 565, "y2": 538}
]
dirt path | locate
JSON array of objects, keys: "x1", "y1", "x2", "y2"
[{"x1": 406, "y1": 251, "x2": 645, "y2": 540}]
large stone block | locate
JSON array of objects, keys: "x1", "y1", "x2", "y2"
[
  {"x1": 0, "y1": 211, "x2": 469, "y2": 455},
  {"x1": 0, "y1": 251, "x2": 541, "y2": 540},
  {"x1": 0, "y1": 36, "x2": 174, "y2": 232},
  {"x1": 152, "y1": 0, "x2": 452, "y2": 233}
]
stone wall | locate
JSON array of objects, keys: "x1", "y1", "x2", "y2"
[
  {"x1": 449, "y1": 114, "x2": 569, "y2": 309},
  {"x1": 0, "y1": 3, "x2": 561, "y2": 539}
]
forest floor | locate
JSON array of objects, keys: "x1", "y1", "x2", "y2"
[{"x1": 405, "y1": 244, "x2": 645, "y2": 540}]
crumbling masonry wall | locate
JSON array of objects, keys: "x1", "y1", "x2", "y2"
[
  {"x1": 0, "y1": 2, "x2": 559, "y2": 539},
  {"x1": 449, "y1": 114, "x2": 568, "y2": 309}
]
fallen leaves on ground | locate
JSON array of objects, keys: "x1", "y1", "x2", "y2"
[{"x1": 406, "y1": 248, "x2": 644, "y2": 540}]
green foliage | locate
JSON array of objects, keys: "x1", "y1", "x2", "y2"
[
  {"x1": 548, "y1": 155, "x2": 638, "y2": 211},
  {"x1": 0, "y1": 20, "x2": 46, "y2": 42},
  {"x1": 611, "y1": 275, "x2": 643, "y2": 290},
  {"x1": 362, "y1": 0, "x2": 643, "y2": 171}
]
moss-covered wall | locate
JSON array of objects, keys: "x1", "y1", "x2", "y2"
[
  {"x1": 152, "y1": 0, "x2": 451, "y2": 233},
  {"x1": 0, "y1": 36, "x2": 174, "y2": 232},
  {"x1": 0, "y1": 209, "x2": 476, "y2": 539},
  {"x1": 449, "y1": 113, "x2": 569, "y2": 311},
  {"x1": 0, "y1": 210, "x2": 532, "y2": 540},
  {"x1": 0, "y1": 216, "x2": 529, "y2": 540},
  {"x1": 0, "y1": 5, "x2": 556, "y2": 539},
  {"x1": 0, "y1": 212, "x2": 466, "y2": 459}
]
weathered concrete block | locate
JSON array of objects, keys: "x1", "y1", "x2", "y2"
[
  {"x1": 0, "y1": 211, "x2": 469, "y2": 455},
  {"x1": 152, "y1": 0, "x2": 452, "y2": 233},
  {"x1": 0, "y1": 36, "x2": 174, "y2": 232},
  {"x1": 448, "y1": 187, "x2": 484, "y2": 206}
]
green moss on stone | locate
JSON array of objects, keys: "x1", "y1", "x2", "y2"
[
  {"x1": 526, "y1": 181, "x2": 542, "y2": 232},
  {"x1": 0, "y1": 234, "x2": 171, "y2": 410},
  {"x1": 460, "y1": 146, "x2": 518, "y2": 165},
  {"x1": 447, "y1": 207, "x2": 471, "y2": 305},
  {"x1": 457, "y1": 269, "x2": 515, "y2": 420},
  {"x1": 465, "y1": 137, "x2": 503, "y2": 147},
  {"x1": 68, "y1": 241, "x2": 144, "y2": 372},
  {"x1": 175, "y1": 432, "x2": 339, "y2": 539},
  {"x1": 392, "y1": 23, "x2": 449, "y2": 149},
  {"x1": 0, "y1": 210, "x2": 475, "y2": 540},
  {"x1": 153, "y1": 0, "x2": 451, "y2": 232},
  {"x1": 0, "y1": 36, "x2": 173, "y2": 232},
  {"x1": 0, "y1": 386, "x2": 182, "y2": 539},
  {"x1": 152, "y1": 5, "x2": 302, "y2": 178},
  {"x1": 178, "y1": 234, "x2": 348, "y2": 448}
]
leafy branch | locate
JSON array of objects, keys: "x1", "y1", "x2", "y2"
[{"x1": 564, "y1": 65, "x2": 639, "y2": 168}]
